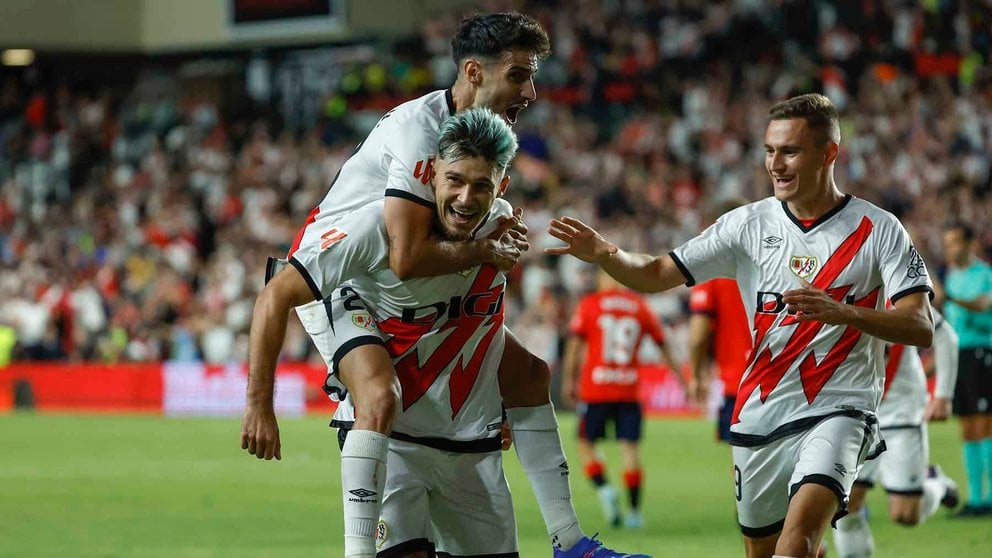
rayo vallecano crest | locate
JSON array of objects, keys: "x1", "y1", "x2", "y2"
[{"x1": 789, "y1": 256, "x2": 818, "y2": 279}]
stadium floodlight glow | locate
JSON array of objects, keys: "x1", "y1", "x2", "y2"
[{"x1": 2, "y1": 49, "x2": 35, "y2": 66}]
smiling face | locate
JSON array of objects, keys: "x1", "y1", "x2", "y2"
[
  {"x1": 432, "y1": 155, "x2": 508, "y2": 240},
  {"x1": 764, "y1": 118, "x2": 838, "y2": 206},
  {"x1": 470, "y1": 49, "x2": 538, "y2": 125}
]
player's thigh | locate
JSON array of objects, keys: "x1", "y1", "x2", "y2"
[
  {"x1": 431, "y1": 450, "x2": 518, "y2": 556},
  {"x1": 789, "y1": 415, "x2": 875, "y2": 524},
  {"x1": 498, "y1": 326, "x2": 549, "y2": 407},
  {"x1": 847, "y1": 482, "x2": 869, "y2": 514},
  {"x1": 732, "y1": 437, "x2": 799, "y2": 538},
  {"x1": 377, "y1": 441, "x2": 434, "y2": 556},
  {"x1": 614, "y1": 401, "x2": 643, "y2": 442},
  {"x1": 877, "y1": 425, "x2": 928, "y2": 495},
  {"x1": 296, "y1": 286, "x2": 388, "y2": 398},
  {"x1": 578, "y1": 402, "x2": 609, "y2": 442}
]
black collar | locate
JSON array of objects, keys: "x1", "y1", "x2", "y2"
[
  {"x1": 781, "y1": 194, "x2": 852, "y2": 233},
  {"x1": 445, "y1": 89, "x2": 456, "y2": 116}
]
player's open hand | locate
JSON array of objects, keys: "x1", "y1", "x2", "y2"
[
  {"x1": 782, "y1": 279, "x2": 852, "y2": 325},
  {"x1": 924, "y1": 396, "x2": 951, "y2": 422},
  {"x1": 240, "y1": 403, "x2": 282, "y2": 460},
  {"x1": 545, "y1": 216, "x2": 618, "y2": 264},
  {"x1": 491, "y1": 208, "x2": 530, "y2": 254}
]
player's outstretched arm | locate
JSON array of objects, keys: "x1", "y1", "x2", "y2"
[
  {"x1": 686, "y1": 315, "x2": 714, "y2": 406},
  {"x1": 241, "y1": 266, "x2": 316, "y2": 460},
  {"x1": 925, "y1": 318, "x2": 959, "y2": 421},
  {"x1": 783, "y1": 282, "x2": 934, "y2": 347},
  {"x1": 545, "y1": 216, "x2": 688, "y2": 293},
  {"x1": 384, "y1": 197, "x2": 527, "y2": 279}
]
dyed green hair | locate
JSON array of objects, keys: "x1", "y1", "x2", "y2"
[{"x1": 437, "y1": 107, "x2": 518, "y2": 171}]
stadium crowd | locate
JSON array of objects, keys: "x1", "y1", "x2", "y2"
[{"x1": 0, "y1": 0, "x2": 990, "y2": 369}]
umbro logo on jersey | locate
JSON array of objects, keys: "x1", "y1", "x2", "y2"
[
  {"x1": 834, "y1": 463, "x2": 848, "y2": 476},
  {"x1": 789, "y1": 256, "x2": 818, "y2": 279},
  {"x1": 320, "y1": 228, "x2": 347, "y2": 249},
  {"x1": 763, "y1": 235, "x2": 783, "y2": 247}
]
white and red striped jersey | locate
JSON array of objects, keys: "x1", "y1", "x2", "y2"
[
  {"x1": 287, "y1": 90, "x2": 454, "y2": 258},
  {"x1": 671, "y1": 195, "x2": 932, "y2": 445},
  {"x1": 291, "y1": 198, "x2": 513, "y2": 443},
  {"x1": 880, "y1": 310, "x2": 958, "y2": 428}
]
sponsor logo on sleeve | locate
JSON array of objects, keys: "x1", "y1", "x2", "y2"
[
  {"x1": 906, "y1": 246, "x2": 927, "y2": 279},
  {"x1": 320, "y1": 228, "x2": 347, "y2": 250}
]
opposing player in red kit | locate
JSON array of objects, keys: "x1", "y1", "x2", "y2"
[{"x1": 562, "y1": 271, "x2": 682, "y2": 529}]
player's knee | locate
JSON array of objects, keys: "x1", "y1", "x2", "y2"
[
  {"x1": 357, "y1": 377, "x2": 400, "y2": 430},
  {"x1": 891, "y1": 509, "x2": 919, "y2": 526}
]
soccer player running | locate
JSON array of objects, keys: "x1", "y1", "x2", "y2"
[
  {"x1": 561, "y1": 270, "x2": 682, "y2": 529},
  {"x1": 546, "y1": 93, "x2": 935, "y2": 558},
  {"x1": 687, "y1": 198, "x2": 751, "y2": 442},
  {"x1": 832, "y1": 308, "x2": 959, "y2": 556},
  {"x1": 941, "y1": 222, "x2": 992, "y2": 516},
  {"x1": 242, "y1": 13, "x2": 629, "y2": 558}
]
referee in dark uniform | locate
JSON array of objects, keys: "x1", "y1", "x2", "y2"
[{"x1": 942, "y1": 222, "x2": 992, "y2": 516}]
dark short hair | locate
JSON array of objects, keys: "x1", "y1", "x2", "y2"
[
  {"x1": 768, "y1": 93, "x2": 841, "y2": 147},
  {"x1": 946, "y1": 221, "x2": 975, "y2": 242},
  {"x1": 451, "y1": 12, "x2": 551, "y2": 68}
]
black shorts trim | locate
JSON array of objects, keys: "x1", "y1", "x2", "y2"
[
  {"x1": 437, "y1": 552, "x2": 519, "y2": 558},
  {"x1": 885, "y1": 488, "x2": 924, "y2": 496},
  {"x1": 265, "y1": 256, "x2": 287, "y2": 284},
  {"x1": 729, "y1": 409, "x2": 874, "y2": 447},
  {"x1": 889, "y1": 284, "x2": 934, "y2": 304},
  {"x1": 328, "y1": 335, "x2": 385, "y2": 383},
  {"x1": 389, "y1": 431, "x2": 502, "y2": 454},
  {"x1": 668, "y1": 251, "x2": 696, "y2": 287},
  {"x1": 880, "y1": 423, "x2": 923, "y2": 431},
  {"x1": 385, "y1": 188, "x2": 435, "y2": 209},
  {"x1": 790, "y1": 473, "x2": 849, "y2": 527},
  {"x1": 378, "y1": 538, "x2": 435, "y2": 558},
  {"x1": 740, "y1": 518, "x2": 785, "y2": 538},
  {"x1": 288, "y1": 257, "x2": 324, "y2": 300}
]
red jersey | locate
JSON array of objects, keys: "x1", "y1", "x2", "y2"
[
  {"x1": 569, "y1": 289, "x2": 666, "y2": 403},
  {"x1": 689, "y1": 278, "x2": 750, "y2": 396}
]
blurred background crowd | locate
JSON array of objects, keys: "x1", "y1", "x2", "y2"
[{"x1": 0, "y1": 0, "x2": 990, "y2": 372}]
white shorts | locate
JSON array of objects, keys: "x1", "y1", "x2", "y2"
[
  {"x1": 856, "y1": 424, "x2": 928, "y2": 494},
  {"x1": 376, "y1": 438, "x2": 518, "y2": 556},
  {"x1": 732, "y1": 413, "x2": 878, "y2": 537},
  {"x1": 294, "y1": 285, "x2": 384, "y2": 400}
]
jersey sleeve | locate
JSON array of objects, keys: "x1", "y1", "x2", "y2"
[
  {"x1": 382, "y1": 113, "x2": 439, "y2": 209},
  {"x1": 473, "y1": 198, "x2": 514, "y2": 239},
  {"x1": 877, "y1": 215, "x2": 933, "y2": 303},
  {"x1": 670, "y1": 210, "x2": 744, "y2": 287},
  {"x1": 289, "y1": 205, "x2": 384, "y2": 300},
  {"x1": 688, "y1": 281, "x2": 717, "y2": 315}
]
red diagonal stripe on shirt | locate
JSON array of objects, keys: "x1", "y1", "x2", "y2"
[{"x1": 733, "y1": 216, "x2": 875, "y2": 424}]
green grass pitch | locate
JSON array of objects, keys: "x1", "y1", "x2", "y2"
[{"x1": 1, "y1": 413, "x2": 989, "y2": 556}]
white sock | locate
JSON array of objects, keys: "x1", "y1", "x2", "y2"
[
  {"x1": 919, "y1": 477, "x2": 944, "y2": 524},
  {"x1": 340, "y1": 430, "x2": 389, "y2": 558},
  {"x1": 506, "y1": 404, "x2": 584, "y2": 550},
  {"x1": 832, "y1": 509, "x2": 875, "y2": 558}
]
